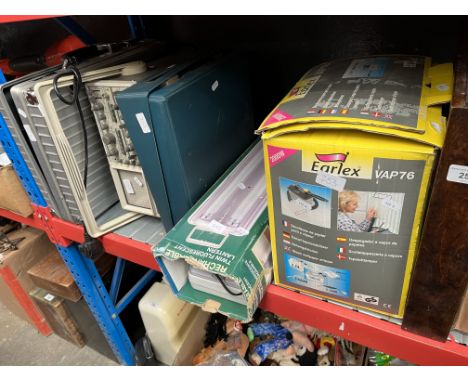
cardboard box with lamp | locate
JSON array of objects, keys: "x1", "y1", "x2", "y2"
[{"x1": 154, "y1": 141, "x2": 272, "y2": 322}]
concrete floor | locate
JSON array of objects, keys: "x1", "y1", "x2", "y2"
[{"x1": 0, "y1": 302, "x2": 119, "y2": 366}]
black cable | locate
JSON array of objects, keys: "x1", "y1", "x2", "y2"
[
  {"x1": 52, "y1": 63, "x2": 88, "y2": 189},
  {"x1": 52, "y1": 61, "x2": 102, "y2": 258},
  {"x1": 215, "y1": 274, "x2": 243, "y2": 296}
]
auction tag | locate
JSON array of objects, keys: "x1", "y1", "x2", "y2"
[
  {"x1": 316, "y1": 170, "x2": 346, "y2": 191},
  {"x1": 17, "y1": 108, "x2": 27, "y2": 118},
  {"x1": 382, "y1": 197, "x2": 402, "y2": 211},
  {"x1": 133, "y1": 176, "x2": 143, "y2": 187},
  {"x1": 447, "y1": 164, "x2": 468, "y2": 185},
  {"x1": 135, "y1": 112, "x2": 151, "y2": 134},
  {"x1": 208, "y1": 220, "x2": 227, "y2": 234},
  {"x1": 23, "y1": 124, "x2": 37, "y2": 142},
  {"x1": 123, "y1": 179, "x2": 135, "y2": 194}
]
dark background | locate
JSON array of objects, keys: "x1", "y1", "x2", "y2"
[{"x1": 0, "y1": 16, "x2": 463, "y2": 124}]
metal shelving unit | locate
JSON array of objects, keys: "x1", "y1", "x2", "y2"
[
  {"x1": 0, "y1": 15, "x2": 467, "y2": 366},
  {"x1": 0, "y1": 101, "x2": 156, "y2": 365},
  {"x1": 2, "y1": 196, "x2": 468, "y2": 365}
]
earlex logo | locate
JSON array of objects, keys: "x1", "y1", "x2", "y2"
[
  {"x1": 311, "y1": 152, "x2": 361, "y2": 177},
  {"x1": 315, "y1": 153, "x2": 348, "y2": 162}
]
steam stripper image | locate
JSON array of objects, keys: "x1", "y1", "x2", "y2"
[
  {"x1": 287, "y1": 184, "x2": 329, "y2": 211},
  {"x1": 279, "y1": 178, "x2": 332, "y2": 228}
]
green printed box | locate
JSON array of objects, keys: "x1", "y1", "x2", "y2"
[{"x1": 154, "y1": 141, "x2": 272, "y2": 322}]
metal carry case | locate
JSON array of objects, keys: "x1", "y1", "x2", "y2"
[
  {"x1": 116, "y1": 55, "x2": 256, "y2": 231},
  {"x1": 8, "y1": 45, "x2": 165, "y2": 236},
  {"x1": 0, "y1": 66, "x2": 64, "y2": 214},
  {"x1": 84, "y1": 56, "x2": 186, "y2": 218},
  {"x1": 25, "y1": 62, "x2": 150, "y2": 236},
  {"x1": 2, "y1": 41, "x2": 165, "y2": 223}
]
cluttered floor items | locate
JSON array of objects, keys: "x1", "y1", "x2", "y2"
[{"x1": 191, "y1": 310, "x2": 410, "y2": 366}]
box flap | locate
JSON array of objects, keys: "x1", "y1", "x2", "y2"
[
  {"x1": 257, "y1": 56, "x2": 452, "y2": 142},
  {"x1": 262, "y1": 105, "x2": 446, "y2": 148},
  {"x1": 263, "y1": 131, "x2": 437, "y2": 168},
  {"x1": 425, "y1": 63, "x2": 454, "y2": 106}
]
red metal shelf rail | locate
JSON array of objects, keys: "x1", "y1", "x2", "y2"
[
  {"x1": 0, "y1": 16, "x2": 59, "y2": 24},
  {"x1": 260, "y1": 285, "x2": 468, "y2": 366},
  {"x1": 1, "y1": 204, "x2": 467, "y2": 365},
  {"x1": 0, "y1": 207, "x2": 44, "y2": 230}
]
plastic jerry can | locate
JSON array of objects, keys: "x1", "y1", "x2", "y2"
[{"x1": 138, "y1": 281, "x2": 210, "y2": 365}]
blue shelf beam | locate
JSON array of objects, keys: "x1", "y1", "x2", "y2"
[
  {"x1": 116, "y1": 270, "x2": 156, "y2": 315},
  {"x1": 55, "y1": 17, "x2": 96, "y2": 46},
  {"x1": 110, "y1": 258, "x2": 126, "y2": 305}
]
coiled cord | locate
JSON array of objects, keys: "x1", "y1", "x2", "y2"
[
  {"x1": 53, "y1": 63, "x2": 88, "y2": 189},
  {"x1": 215, "y1": 274, "x2": 243, "y2": 296}
]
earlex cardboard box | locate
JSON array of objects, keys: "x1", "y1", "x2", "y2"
[
  {"x1": 154, "y1": 141, "x2": 272, "y2": 322},
  {"x1": 257, "y1": 56, "x2": 453, "y2": 318}
]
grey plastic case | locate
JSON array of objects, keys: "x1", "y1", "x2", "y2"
[
  {"x1": 188, "y1": 266, "x2": 246, "y2": 304},
  {"x1": 0, "y1": 66, "x2": 63, "y2": 213}
]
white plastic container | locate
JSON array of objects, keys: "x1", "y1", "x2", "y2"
[{"x1": 138, "y1": 281, "x2": 210, "y2": 365}]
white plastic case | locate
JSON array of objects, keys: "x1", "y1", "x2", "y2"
[
  {"x1": 85, "y1": 74, "x2": 159, "y2": 217},
  {"x1": 31, "y1": 62, "x2": 149, "y2": 236},
  {"x1": 138, "y1": 281, "x2": 210, "y2": 365}
]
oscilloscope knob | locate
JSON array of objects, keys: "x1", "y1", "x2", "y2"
[{"x1": 102, "y1": 133, "x2": 116, "y2": 145}]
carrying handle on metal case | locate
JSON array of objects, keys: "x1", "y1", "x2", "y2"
[{"x1": 186, "y1": 226, "x2": 229, "y2": 249}]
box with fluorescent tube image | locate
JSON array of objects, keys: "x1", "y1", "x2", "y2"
[{"x1": 153, "y1": 141, "x2": 272, "y2": 322}]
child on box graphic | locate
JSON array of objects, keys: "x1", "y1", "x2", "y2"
[{"x1": 337, "y1": 190, "x2": 376, "y2": 232}]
